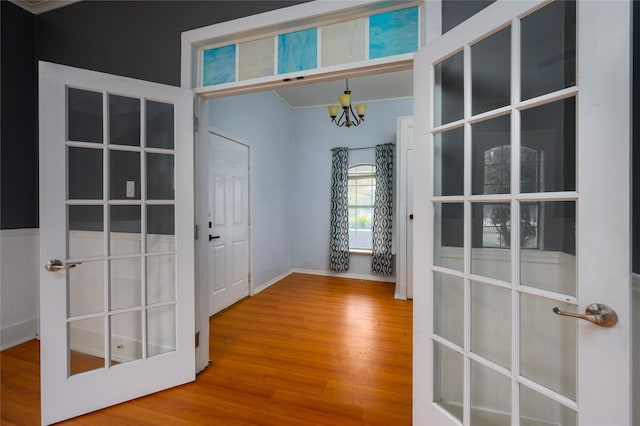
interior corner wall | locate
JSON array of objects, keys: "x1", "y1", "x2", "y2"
[
  {"x1": 1, "y1": 1, "x2": 38, "y2": 230},
  {"x1": 208, "y1": 92, "x2": 296, "y2": 289},
  {"x1": 291, "y1": 98, "x2": 413, "y2": 280}
]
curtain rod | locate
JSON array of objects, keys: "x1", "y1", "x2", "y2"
[{"x1": 331, "y1": 143, "x2": 395, "y2": 152}]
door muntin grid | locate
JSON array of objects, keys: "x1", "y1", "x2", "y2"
[
  {"x1": 66, "y1": 89, "x2": 177, "y2": 376},
  {"x1": 430, "y1": 1, "x2": 578, "y2": 424}
]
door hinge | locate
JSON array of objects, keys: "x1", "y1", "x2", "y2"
[
  {"x1": 193, "y1": 115, "x2": 199, "y2": 130},
  {"x1": 194, "y1": 224, "x2": 200, "y2": 240},
  {"x1": 195, "y1": 331, "x2": 200, "y2": 348}
]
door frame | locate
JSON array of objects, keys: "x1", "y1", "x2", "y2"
[
  {"x1": 183, "y1": 0, "x2": 443, "y2": 373},
  {"x1": 396, "y1": 115, "x2": 414, "y2": 300}
]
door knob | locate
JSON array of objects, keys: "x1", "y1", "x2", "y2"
[
  {"x1": 209, "y1": 235, "x2": 220, "y2": 241},
  {"x1": 552, "y1": 303, "x2": 617, "y2": 328},
  {"x1": 44, "y1": 259, "x2": 81, "y2": 272}
]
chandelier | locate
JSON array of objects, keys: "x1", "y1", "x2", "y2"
[{"x1": 327, "y1": 79, "x2": 367, "y2": 128}]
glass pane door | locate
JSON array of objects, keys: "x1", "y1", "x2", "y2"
[
  {"x1": 431, "y1": 1, "x2": 578, "y2": 424},
  {"x1": 66, "y1": 90, "x2": 178, "y2": 375}
]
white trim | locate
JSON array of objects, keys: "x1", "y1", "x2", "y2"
[
  {"x1": 1, "y1": 319, "x2": 38, "y2": 351},
  {"x1": 8, "y1": 0, "x2": 79, "y2": 14},
  {"x1": 251, "y1": 270, "x2": 293, "y2": 296},
  {"x1": 0, "y1": 228, "x2": 39, "y2": 238},
  {"x1": 292, "y1": 268, "x2": 395, "y2": 283}
]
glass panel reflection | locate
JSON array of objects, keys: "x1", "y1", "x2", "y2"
[
  {"x1": 68, "y1": 147, "x2": 103, "y2": 200},
  {"x1": 521, "y1": 98, "x2": 576, "y2": 193},
  {"x1": 146, "y1": 100, "x2": 174, "y2": 149},
  {"x1": 434, "y1": 52, "x2": 464, "y2": 126},
  {"x1": 472, "y1": 27, "x2": 511, "y2": 115},
  {"x1": 109, "y1": 150, "x2": 140, "y2": 200},
  {"x1": 471, "y1": 361, "x2": 511, "y2": 426},
  {"x1": 521, "y1": 294, "x2": 576, "y2": 400},
  {"x1": 146, "y1": 153, "x2": 174, "y2": 200},
  {"x1": 148, "y1": 305, "x2": 176, "y2": 357},
  {"x1": 109, "y1": 94, "x2": 140, "y2": 146},
  {"x1": 472, "y1": 203, "x2": 511, "y2": 282},
  {"x1": 110, "y1": 258, "x2": 142, "y2": 310},
  {"x1": 69, "y1": 316, "x2": 104, "y2": 376},
  {"x1": 433, "y1": 342, "x2": 463, "y2": 423},
  {"x1": 434, "y1": 203, "x2": 463, "y2": 271},
  {"x1": 68, "y1": 205, "x2": 104, "y2": 258},
  {"x1": 434, "y1": 128, "x2": 464, "y2": 196},
  {"x1": 520, "y1": 385, "x2": 576, "y2": 426},
  {"x1": 110, "y1": 311, "x2": 142, "y2": 366},
  {"x1": 471, "y1": 281, "x2": 511, "y2": 369},
  {"x1": 68, "y1": 261, "x2": 104, "y2": 317},
  {"x1": 472, "y1": 115, "x2": 511, "y2": 195},
  {"x1": 110, "y1": 205, "x2": 141, "y2": 255},
  {"x1": 147, "y1": 205, "x2": 175, "y2": 253},
  {"x1": 434, "y1": 272, "x2": 463, "y2": 347},
  {"x1": 521, "y1": 1, "x2": 576, "y2": 100},
  {"x1": 68, "y1": 88, "x2": 103, "y2": 144},
  {"x1": 521, "y1": 201, "x2": 576, "y2": 295},
  {"x1": 147, "y1": 255, "x2": 175, "y2": 305}
]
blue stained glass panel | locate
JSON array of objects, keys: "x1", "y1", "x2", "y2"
[
  {"x1": 203, "y1": 44, "x2": 236, "y2": 86},
  {"x1": 278, "y1": 28, "x2": 317, "y2": 74},
  {"x1": 369, "y1": 6, "x2": 419, "y2": 59}
]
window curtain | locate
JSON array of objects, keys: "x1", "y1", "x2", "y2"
[
  {"x1": 329, "y1": 147, "x2": 350, "y2": 271},
  {"x1": 372, "y1": 143, "x2": 394, "y2": 275}
]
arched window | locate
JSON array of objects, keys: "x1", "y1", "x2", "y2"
[
  {"x1": 348, "y1": 164, "x2": 376, "y2": 250},
  {"x1": 482, "y1": 145, "x2": 541, "y2": 248}
]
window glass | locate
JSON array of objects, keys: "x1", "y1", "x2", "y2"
[{"x1": 348, "y1": 164, "x2": 375, "y2": 250}]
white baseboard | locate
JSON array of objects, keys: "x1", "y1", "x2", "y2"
[
  {"x1": 1, "y1": 318, "x2": 38, "y2": 350},
  {"x1": 251, "y1": 270, "x2": 293, "y2": 295},
  {"x1": 291, "y1": 268, "x2": 396, "y2": 283},
  {"x1": 251, "y1": 268, "x2": 396, "y2": 298}
]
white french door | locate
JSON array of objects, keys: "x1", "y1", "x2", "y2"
[
  {"x1": 413, "y1": 1, "x2": 632, "y2": 425},
  {"x1": 207, "y1": 132, "x2": 250, "y2": 315},
  {"x1": 39, "y1": 62, "x2": 195, "y2": 425}
]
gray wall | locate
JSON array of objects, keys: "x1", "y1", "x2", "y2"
[
  {"x1": 292, "y1": 100, "x2": 413, "y2": 278},
  {"x1": 209, "y1": 92, "x2": 412, "y2": 285},
  {"x1": 1, "y1": 2, "x2": 38, "y2": 229},
  {"x1": 209, "y1": 92, "x2": 296, "y2": 288},
  {"x1": 0, "y1": 0, "x2": 306, "y2": 230}
]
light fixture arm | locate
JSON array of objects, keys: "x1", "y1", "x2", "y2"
[{"x1": 328, "y1": 78, "x2": 366, "y2": 128}]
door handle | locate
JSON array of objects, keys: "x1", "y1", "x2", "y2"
[
  {"x1": 44, "y1": 259, "x2": 81, "y2": 272},
  {"x1": 552, "y1": 303, "x2": 617, "y2": 328},
  {"x1": 209, "y1": 235, "x2": 220, "y2": 241}
]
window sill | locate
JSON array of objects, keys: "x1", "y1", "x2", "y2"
[{"x1": 349, "y1": 249, "x2": 372, "y2": 255}]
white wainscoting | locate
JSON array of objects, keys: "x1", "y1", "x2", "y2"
[
  {"x1": 0, "y1": 228, "x2": 40, "y2": 350},
  {"x1": 633, "y1": 273, "x2": 639, "y2": 426}
]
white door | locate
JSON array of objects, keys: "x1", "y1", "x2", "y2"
[
  {"x1": 208, "y1": 132, "x2": 250, "y2": 315},
  {"x1": 39, "y1": 62, "x2": 195, "y2": 425},
  {"x1": 413, "y1": 1, "x2": 632, "y2": 425}
]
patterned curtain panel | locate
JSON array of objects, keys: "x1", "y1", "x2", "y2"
[
  {"x1": 329, "y1": 147, "x2": 350, "y2": 271},
  {"x1": 372, "y1": 143, "x2": 394, "y2": 275}
]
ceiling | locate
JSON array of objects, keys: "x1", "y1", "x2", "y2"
[{"x1": 272, "y1": 69, "x2": 413, "y2": 109}]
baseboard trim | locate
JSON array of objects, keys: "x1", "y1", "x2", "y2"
[
  {"x1": 292, "y1": 268, "x2": 396, "y2": 283},
  {"x1": 1, "y1": 319, "x2": 38, "y2": 351},
  {"x1": 251, "y1": 270, "x2": 294, "y2": 295}
]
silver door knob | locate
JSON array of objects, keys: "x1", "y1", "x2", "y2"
[
  {"x1": 552, "y1": 303, "x2": 617, "y2": 328},
  {"x1": 44, "y1": 259, "x2": 81, "y2": 272}
]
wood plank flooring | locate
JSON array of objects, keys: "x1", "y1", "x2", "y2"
[{"x1": 1, "y1": 273, "x2": 413, "y2": 425}]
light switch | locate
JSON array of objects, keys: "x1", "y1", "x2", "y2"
[{"x1": 126, "y1": 181, "x2": 135, "y2": 198}]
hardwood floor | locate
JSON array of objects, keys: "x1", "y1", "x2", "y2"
[{"x1": 1, "y1": 273, "x2": 413, "y2": 425}]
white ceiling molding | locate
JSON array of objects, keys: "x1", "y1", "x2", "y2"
[{"x1": 9, "y1": 0, "x2": 80, "y2": 15}]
